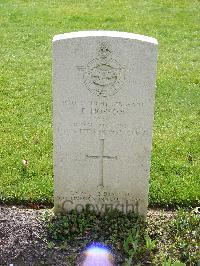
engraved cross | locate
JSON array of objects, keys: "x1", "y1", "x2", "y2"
[{"x1": 86, "y1": 138, "x2": 117, "y2": 187}]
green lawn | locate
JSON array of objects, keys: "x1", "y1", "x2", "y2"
[{"x1": 0, "y1": 0, "x2": 199, "y2": 206}]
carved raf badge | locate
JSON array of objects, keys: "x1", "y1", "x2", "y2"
[{"x1": 78, "y1": 42, "x2": 124, "y2": 97}]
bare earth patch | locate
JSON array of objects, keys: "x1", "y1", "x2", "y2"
[{"x1": 0, "y1": 205, "x2": 71, "y2": 265}]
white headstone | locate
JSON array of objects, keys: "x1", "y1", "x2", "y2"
[{"x1": 53, "y1": 31, "x2": 158, "y2": 216}]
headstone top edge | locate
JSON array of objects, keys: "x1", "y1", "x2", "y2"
[{"x1": 52, "y1": 30, "x2": 158, "y2": 45}]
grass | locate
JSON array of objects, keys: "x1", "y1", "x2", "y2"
[{"x1": 0, "y1": 0, "x2": 200, "y2": 206}]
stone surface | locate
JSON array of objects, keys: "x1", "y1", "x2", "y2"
[{"x1": 53, "y1": 31, "x2": 158, "y2": 216}]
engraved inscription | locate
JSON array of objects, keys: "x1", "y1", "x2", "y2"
[{"x1": 61, "y1": 99, "x2": 144, "y2": 116}]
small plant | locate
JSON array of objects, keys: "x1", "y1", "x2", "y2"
[
  {"x1": 123, "y1": 226, "x2": 140, "y2": 265},
  {"x1": 162, "y1": 256, "x2": 186, "y2": 266},
  {"x1": 144, "y1": 234, "x2": 156, "y2": 252}
]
